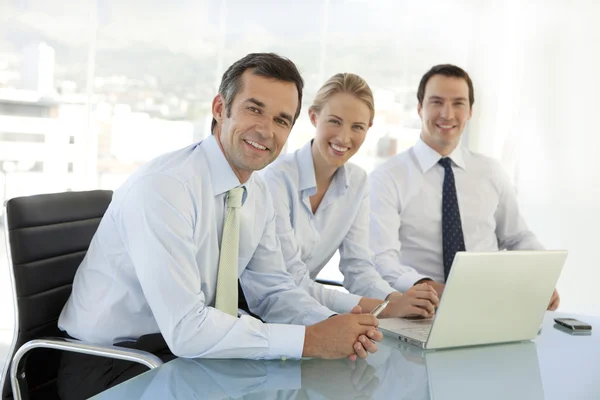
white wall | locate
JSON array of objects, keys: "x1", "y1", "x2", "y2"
[{"x1": 466, "y1": 1, "x2": 600, "y2": 316}]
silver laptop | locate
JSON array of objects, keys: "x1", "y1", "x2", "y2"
[{"x1": 379, "y1": 250, "x2": 567, "y2": 349}]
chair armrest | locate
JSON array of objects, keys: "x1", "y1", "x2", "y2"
[
  {"x1": 10, "y1": 337, "x2": 163, "y2": 400},
  {"x1": 315, "y1": 278, "x2": 344, "y2": 287}
]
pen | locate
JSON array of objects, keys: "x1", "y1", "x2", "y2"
[{"x1": 370, "y1": 300, "x2": 389, "y2": 317}]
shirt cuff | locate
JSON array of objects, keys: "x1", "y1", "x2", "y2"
[
  {"x1": 365, "y1": 281, "x2": 397, "y2": 300},
  {"x1": 267, "y1": 324, "x2": 306, "y2": 360},
  {"x1": 331, "y1": 291, "x2": 362, "y2": 314},
  {"x1": 393, "y1": 271, "x2": 432, "y2": 292}
]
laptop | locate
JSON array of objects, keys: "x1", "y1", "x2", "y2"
[{"x1": 378, "y1": 250, "x2": 567, "y2": 349}]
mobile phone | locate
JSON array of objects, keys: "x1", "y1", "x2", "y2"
[{"x1": 554, "y1": 318, "x2": 592, "y2": 332}]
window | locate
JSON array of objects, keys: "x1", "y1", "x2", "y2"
[{"x1": 0, "y1": 1, "x2": 598, "y2": 324}]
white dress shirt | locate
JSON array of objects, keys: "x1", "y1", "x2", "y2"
[
  {"x1": 262, "y1": 141, "x2": 395, "y2": 314},
  {"x1": 369, "y1": 138, "x2": 544, "y2": 292},
  {"x1": 59, "y1": 135, "x2": 334, "y2": 360}
]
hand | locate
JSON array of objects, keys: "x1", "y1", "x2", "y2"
[
  {"x1": 548, "y1": 288, "x2": 560, "y2": 310},
  {"x1": 383, "y1": 284, "x2": 439, "y2": 318},
  {"x1": 347, "y1": 306, "x2": 382, "y2": 361},
  {"x1": 301, "y1": 358, "x2": 380, "y2": 399},
  {"x1": 420, "y1": 280, "x2": 445, "y2": 297},
  {"x1": 303, "y1": 308, "x2": 381, "y2": 360}
]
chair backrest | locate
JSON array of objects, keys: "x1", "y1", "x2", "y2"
[{"x1": 1, "y1": 190, "x2": 113, "y2": 399}]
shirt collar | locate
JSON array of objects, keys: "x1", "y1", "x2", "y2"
[
  {"x1": 297, "y1": 140, "x2": 349, "y2": 195},
  {"x1": 413, "y1": 137, "x2": 467, "y2": 172},
  {"x1": 200, "y1": 135, "x2": 250, "y2": 201},
  {"x1": 297, "y1": 141, "x2": 316, "y2": 193}
]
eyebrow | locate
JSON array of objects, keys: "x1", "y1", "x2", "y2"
[
  {"x1": 329, "y1": 114, "x2": 367, "y2": 126},
  {"x1": 246, "y1": 97, "x2": 293, "y2": 124},
  {"x1": 428, "y1": 95, "x2": 468, "y2": 102},
  {"x1": 278, "y1": 111, "x2": 294, "y2": 125},
  {"x1": 245, "y1": 97, "x2": 265, "y2": 108}
]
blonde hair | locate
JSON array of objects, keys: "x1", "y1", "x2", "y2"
[{"x1": 309, "y1": 73, "x2": 375, "y2": 125}]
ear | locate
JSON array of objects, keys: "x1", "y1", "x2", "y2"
[
  {"x1": 417, "y1": 102, "x2": 423, "y2": 119},
  {"x1": 308, "y1": 108, "x2": 319, "y2": 128},
  {"x1": 467, "y1": 105, "x2": 473, "y2": 120},
  {"x1": 212, "y1": 94, "x2": 225, "y2": 122}
]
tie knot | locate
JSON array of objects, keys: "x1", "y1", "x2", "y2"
[
  {"x1": 438, "y1": 157, "x2": 453, "y2": 170},
  {"x1": 226, "y1": 187, "x2": 244, "y2": 208}
]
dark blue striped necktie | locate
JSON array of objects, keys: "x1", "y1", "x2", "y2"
[{"x1": 439, "y1": 157, "x2": 466, "y2": 280}]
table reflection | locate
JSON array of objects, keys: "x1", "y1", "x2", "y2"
[
  {"x1": 93, "y1": 339, "x2": 543, "y2": 400},
  {"x1": 424, "y1": 341, "x2": 543, "y2": 400},
  {"x1": 379, "y1": 338, "x2": 543, "y2": 400},
  {"x1": 93, "y1": 356, "x2": 380, "y2": 399}
]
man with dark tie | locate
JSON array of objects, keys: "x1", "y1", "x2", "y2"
[{"x1": 368, "y1": 64, "x2": 559, "y2": 310}]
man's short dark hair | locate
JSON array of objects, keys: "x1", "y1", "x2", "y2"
[
  {"x1": 211, "y1": 53, "x2": 304, "y2": 133},
  {"x1": 417, "y1": 64, "x2": 475, "y2": 108}
]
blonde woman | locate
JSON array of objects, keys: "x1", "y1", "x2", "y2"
[{"x1": 263, "y1": 73, "x2": 439, "y2": 317}]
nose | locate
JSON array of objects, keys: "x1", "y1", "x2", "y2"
[
  {"x1": 440, "y1": 103, "x2": 454, "y2": 119},
  {"x1": 255, "y1": 114, "x2": 274, "y2": 139},
  {"x1": 339, "y1": 125, "x2": 352, "y2": 146}
]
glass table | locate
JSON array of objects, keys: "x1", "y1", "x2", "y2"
[{"x1": 92, "y1": 312, "x2": 600, "y2": 399}]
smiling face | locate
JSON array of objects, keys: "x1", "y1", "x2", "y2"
[
  {"x1": 310, "y1": 92, "x2": 371, "y2": 170},
  {"x1": 212, "y1": 70, "x2": 299, "y2": 182},
  {"x1": 418, "y1": 74, "x2": 473, "y2": 155}
]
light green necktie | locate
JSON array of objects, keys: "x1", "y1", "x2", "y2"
[{"x1": 215, "y1": 187, "x2": 244, "y2": 316}]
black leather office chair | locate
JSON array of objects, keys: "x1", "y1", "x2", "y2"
[{"x1": 0, "y1": 190, "x2": 163, "y2": 400}]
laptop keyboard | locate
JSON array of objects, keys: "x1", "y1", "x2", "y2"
[
  {"x1": 404, "y1": 318, "x2": 434, "y2": 325},
  {"x1": 403, "y1": 326, "x2": 432, "y2": 340}
]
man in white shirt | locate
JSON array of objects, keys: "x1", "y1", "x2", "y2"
[
  {"x1": 369, "y1": 64, "x2": 559, "y2": 310},
  {"x1": 57, "y1": 53, "x2": 382, "y2": 399}
]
